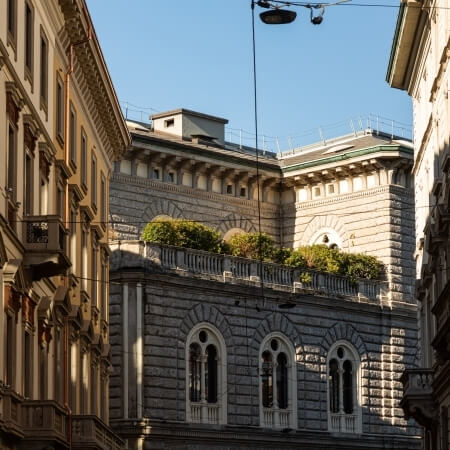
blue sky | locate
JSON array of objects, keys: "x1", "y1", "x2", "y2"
[{"x1": 86, "y1": 1, "x2": 411, "y2": 152}]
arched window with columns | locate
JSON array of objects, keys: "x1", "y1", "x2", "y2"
[
  {"x1": 186, "y1": 323, "x2": 227, "y2": 425},
  {"x1": 327, "y1": 341, "x2": 362, "y2": 433},
  {"x1": 259, "y1": 332, "x2": 297, "y2": 429}
]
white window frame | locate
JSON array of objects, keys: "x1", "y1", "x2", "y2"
[
  {"x1": 327, "y1": 340, "x2": 362, "y2": 434},
  {"x1": 185, "y1": 323, "x2": 227, "y2": 425},
  {"x1": 259, "y1": 332, "x2": 297, "y2": 429}
]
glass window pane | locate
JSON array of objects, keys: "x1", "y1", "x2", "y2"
[
  {"x1": 206, "y1": 344, "x2": 217, "y2": 403},
  {"x1": 277, "y1": 352, "x2": 288, "y2": 409},
  {"x1": 189, "y1": 343, "x2": 201, "y2": 402},
  {"x1": 343, "y1": 360, "x2": 353, "y2": 414},
  {"x1": 329, "y1": 359, "x2": 339, "y2": 413},
  {"x1": 261, "y1": 351, "x2": 273, "y2": 408}
]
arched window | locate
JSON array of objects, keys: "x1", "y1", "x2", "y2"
[
  {"x1": 259, "y1": 333, "x2": 297, "y2": 429},
  {"x1": 327, "y1": 341, "x2": 361, "y2": 433},
  {"x1": 186, "y1": 324, "x2": 227, "y2": 424}
]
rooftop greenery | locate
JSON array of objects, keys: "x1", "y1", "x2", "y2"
[{"x1": 141, "y1": 219, "x2": 382, "y2": 282}]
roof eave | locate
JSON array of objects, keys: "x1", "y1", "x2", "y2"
[{"x1": 386, "y1": 0, "x2": 424, "y2": 91}]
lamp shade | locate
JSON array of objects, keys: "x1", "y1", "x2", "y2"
[{"x1": 259, "y1": 9, "x2": 297, "y2": 24}]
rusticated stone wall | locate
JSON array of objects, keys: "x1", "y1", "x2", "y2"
[{"x1": 109, "y1": 243, "x2": 421, "y2": 450}]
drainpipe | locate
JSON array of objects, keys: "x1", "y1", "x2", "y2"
[{"x1": 63, "y1": 25, "x2": 92, "y2": 450}]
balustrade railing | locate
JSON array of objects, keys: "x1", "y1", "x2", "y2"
[
  {"x1": 330, "y1": 413, "x2": 357, "y2": 433},
  {"x1": 190, "y1": 402, "x2": 220, "y2": 424},
  {"x1": 22, "y1": 400, "x2": 67, "y2": 442},
  {"x1": 401, "y1": 369, "x2": 434, "y2": 396},
  {"x1": 400, "y1": 369, "x2": 435, "y2": 427},
  {"x1": 262, "y1": 408, "x2": 292, "y2": 428},
  {"x1": 71, "y1": 415, "x2": 124, "y2": 450},
  {"x1": 141, "y1": 243, "x2": 384, "y2": 302}
]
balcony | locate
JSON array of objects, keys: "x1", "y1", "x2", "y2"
[
  {"x1": 329, "y1": 413, "x2": 358, "y2": 433},
  {"x1": 72, "y1": 415, "x2": 125, "y2": 450},
  {"x1": 0, "y1": 385, "x2": 23, "y2": 438},
  {"x1": 400, "y1": 369, "x2": 436, "y2": 428},
  {"x1": 190, "y1": 402, "x2": 220, "y2": 425},
  {"x1": 22, "y1": 215, "x2": 71, "y2": 280},
  {"x1": 262, "y1": 408, "x2": 292, "y2": 429},
  {"x1": 22, "y1": 400, "x2": 68, "y2": 447},
  {"x1": 131, "y1": 242, "x2": 385, "y2": 303}
]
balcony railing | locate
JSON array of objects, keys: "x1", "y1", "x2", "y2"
[
  {"x1": 400, "y1": 368, "x2": 436, "y2": 428},
  {"x1": 22, "y1": 400, "x2": 67, "y2": 445},
  {"x1": 139, "y1": 242, "x2": 386, "y2": 303},
  {"x1": 189, "y1": 402, "x2": 220, "y2": 424},
  {"x1": 262, "y1": 407, "x2": 292, "y2": 429},
  {"x1": 329, "y1": 413, "x2": 358, "y2": 433},
  {"x1": 71, "y1": 415, "x2": 125, "y2": 450},
  {"x1": 22, "y1": 215, "x2": 71, "y2": 280},
  {"x1": 0, "y1": 386, "x2": 23, "y2": 438}
]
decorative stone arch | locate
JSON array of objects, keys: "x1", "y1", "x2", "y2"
[
  {"x1": 251, "y1": 312, "x2": 303, "y2": 428},
  {"x1": 218, "y1": 213, "x2": 256, "y2": 237},
  {"x1": 301, "y1": 215, "x2": 348, "y2": 250},
  {"x1": 250, "y1": 312, "x2": 303, "y2": 360},
  {"x1": 318, "y1": 322, "x2": 369, "y2": 432},
  {"x1": 140, "y1": 199, "x2": 184, "y2": 234},
  {"x1": 179, "y1": 303, "x2": 235, "y2": 422},
  {"x1": 185, "y1": 322, "x2": 228, "y2": 424},
  {"x1": 179, "y1": 304, "x2": 233, "y2": 347},
  {"x1": 319, "y1": 322, "x2": 368, "y2": 364}
]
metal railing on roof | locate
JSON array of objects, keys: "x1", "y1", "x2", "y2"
[{"x1": 119, "y1": 102, "x2": 413, "y2": 155}]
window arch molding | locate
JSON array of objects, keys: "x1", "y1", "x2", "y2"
[
  {"x1": 309, "y1": 227, "x2": 342, "y2": 249},
  {"x1": 185, "y1": 322, "x2": 227, "y2": 425},
  {"x1": 259, "y1": 331, "x2": 297, "y2": 429},
  {"x1": 326, "y1": 340, "x2": 362, "y2": 434}
]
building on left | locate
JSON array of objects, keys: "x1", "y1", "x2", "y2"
[{"x1": 0, "y1": 1, "x2": 130, "y2": 449}]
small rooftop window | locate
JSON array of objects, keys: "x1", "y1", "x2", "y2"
[{"x1": 164, "y1": 118, "x2": 174, "y2": 128}]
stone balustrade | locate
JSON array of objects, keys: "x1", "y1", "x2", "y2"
[
  {"x1": 72, "y1": 415, "x2": 125, "y2": 450},
  {"x1": 400, "y1": 369, "x2": 436, "y2": 428},
  {"x1": 22, "y1": 400, "x2": 67, "y2": 444},
  {"x1": 131, "y1": 242, "x2": 387, "y2": 303}
]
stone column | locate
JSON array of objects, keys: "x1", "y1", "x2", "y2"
[
  {"x1": 136, "y1": 283, "x2": 143, "y2": 419},
  {"x1": 122, "y1": 283, "x2": 129, "y2": 418},
  {"x1": 200, "y1": 355, "x2": 207, "y2": 422},
  {"x1": 273, "y1": 361, "x2": 279, "y2": 428}
]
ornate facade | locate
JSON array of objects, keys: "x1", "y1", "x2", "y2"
[
  {"x1": 387, "y1": 0, "x2": 450, "y2": 449},
  {"x1": 0, "y1": 0, "x2": 130, "y2": 448},
  {"x1": 109, "y1": 110, "x2": 421, "y2": 449}
]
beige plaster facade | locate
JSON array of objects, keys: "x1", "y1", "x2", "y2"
[
  {"x1": 387, "y1": 0, "x2": 450, "y2": 449},
  {"x1": 0, "y1": 0, "x2": 129, "y2": 448}
]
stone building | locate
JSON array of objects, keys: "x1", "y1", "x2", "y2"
[
  {"x1": 387, "y1": 0, "x2": 450, "y2": 449},
  {"x1": 0, "y1": 0, "x2": 130, "y2": 448},
  {"x1": 109, "y1": 109, "x2": 421, "y2": 449}
]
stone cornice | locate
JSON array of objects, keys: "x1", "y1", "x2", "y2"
[
  {"x1": 110, "y1": 418, "x2": 422, "y2": 447},
  {"x1": 386, "y1": 0, "x2": 425, "y2": 90},
  {"x1": 286, "y1": 185, "x2": 413, "y2": 212},
  {"x1": 131, "y1": 133, "x2": 280, "y2": 174},
  {"x1": 111, "y1": 173, "x2": 279, "y2": 213},
  {"x1": 58, "y1": 0, "x2": 131, "y2": 160},
  {"x1": 281, "y1": 145, "x2": 413, "y2": 174}
]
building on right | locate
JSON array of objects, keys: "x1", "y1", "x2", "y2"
[{"x1": 387, "y1": 1, "x2": 450, "y2": 449}]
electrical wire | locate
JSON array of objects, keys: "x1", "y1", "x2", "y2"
[
  {"x1": 267, "y1": 0, "x2": 450, "y2": 10},
  {"x1": 251, "y1": 0, "x2": 267, "y2": 310}
]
